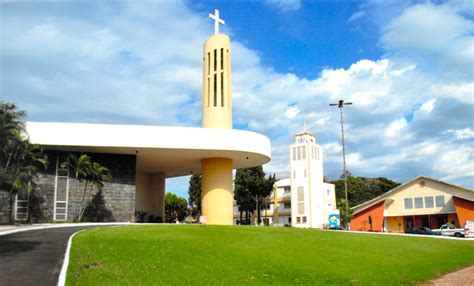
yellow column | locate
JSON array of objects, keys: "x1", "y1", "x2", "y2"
[
  {"x1": 200, "y1": 32, "x2": 234, "y2": 225},
  {"x1": 202, "y1": 33, "x2": 232, "y2": 129},
  {"x1": 201, "y1": 158, "x2": 233, "y2": 225}
]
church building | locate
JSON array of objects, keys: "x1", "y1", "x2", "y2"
[
  {"x1": 351, "y1": 176, "x2": 474, "y2": 232},
  {"x1": 1, "y1": 10, "x2": 271, "y2": 225}
]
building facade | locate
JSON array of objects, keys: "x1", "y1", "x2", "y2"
[
  {"x1": 234, "y1": 127, "x2": 337, "y2": 228},
  {"x1": 351, "y1": 176, "x2": 474, "y2": 232},
  {"x1": 290, "y1": 127, "x2": 337, "y2": 228}
]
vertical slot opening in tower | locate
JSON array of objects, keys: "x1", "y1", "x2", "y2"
[
  {"x1": 221, "y1": 72, "x2": 224, "y2": 107},
  {"x1": 214, "y1": 73, "x2": 217, "y2": 106},
  {"x1": 214, "y1": 49, "x2": 217, "y2": 71},
  {"x1": 220, "y1": 48, "x2": 223, "y2": 70},
  {"x1": 207, "y1": 52, "x2": 210, "y2": 75}
]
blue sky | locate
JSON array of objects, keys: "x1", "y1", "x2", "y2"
[{"x1": 1, "y1": 0, "x2": 473, "y2": 198}]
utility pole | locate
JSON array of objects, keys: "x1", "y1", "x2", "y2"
[{"x1": 330, "y1": 99, "x2": 352, "y2": 228}]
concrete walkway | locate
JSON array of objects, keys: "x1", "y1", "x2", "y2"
[{"x1": 0, "y1": 226, "x2": 94, "y2": 286}]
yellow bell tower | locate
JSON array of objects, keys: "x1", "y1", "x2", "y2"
[{"x1": 200, "y1": 9, "x2": 233, "y2": 225}]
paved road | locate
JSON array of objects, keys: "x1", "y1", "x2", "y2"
[{"x1": 0, "y1": 226, "x2": 93, "y2": 286}]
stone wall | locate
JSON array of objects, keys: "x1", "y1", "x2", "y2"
[
  {"x1": 0, "y1": 190, "x2": 11, "y2": 224},
  {"x1": 30, "y1": 151, "x2": 136, "y2": 222}
]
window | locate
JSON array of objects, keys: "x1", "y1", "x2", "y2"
[
  {"x1": 293, "y1": 171, "x2": 296, "y2": 179},
  {"x1": 207, "y1": 52, "x2": 210, "y2": 75},
  {"x1": 284, "y1": 186, "x2": 290, "y2": 193},
  {"x1": 327, "y1": 189, "x2": 330, "y2": 196},
  {"x1": 284, "y1": 202, "x2": 291, "y2": 209},
  {"x1": 297, "y1": 187, "x2": 304, "y2": 201},
  {"x1": 304, "y1": 169, "x2": 306, "y2": 178},
  {"x1": 207, "y1": 78, "x2": 210, "y2": 107},
  {"x1": 221, "y1": 72, "x2": 224, "y2": 107},
  {"x1": 302, "y1": 146, "x2": 306, "y2": 159},
  {"x1": 435, "y1": 195, "x2": 445, "y2": 207},
  {"x1": 298, "y1": 203, "x2": 304, "y2": 214},
  {"x1": 414, "y1": 197, "x2": 423, "y2": 209},
  {"x1": 297, "y1": 187, "x2": 304, "y2": 214},
  {"x1": 296, "y1": 217, "x2": 301, "y2": 223},
  {"x1": 297, "y1": 146, "x2": 301, "y2": 160},
  {"x1": 424, "y1": 196, "x2": 434, "y2": 208},
  {"x1": 404, "y1": 198, "x2": 413, "y2": 209},
  {"x1": 302, "y1": 216, "x2": 307, "y2": 223},
  {"x1": 214, "y1": 49, "x2": 217, "y2": 71},
  {"x1": 213, "y1": 74, "x2": 217, "y2": 106},
  {"x1": 220, "y1": 48, "x2": 224, "y2": 70},
  {"x1": 292, "y1": 147, "x2": 296, "y2": 161}
]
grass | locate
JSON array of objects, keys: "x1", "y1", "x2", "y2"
[{"x1": 67, "y1": 225, "x2": 474, "y2": 285}]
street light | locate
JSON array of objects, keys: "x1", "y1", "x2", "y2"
[{"x1": 330, "y1": 99, "x2": 352, "y2": 227}]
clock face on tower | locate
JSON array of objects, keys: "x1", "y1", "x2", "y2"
[{"x1": 296, "y1": 134, "x2": 315, "y2": 144}]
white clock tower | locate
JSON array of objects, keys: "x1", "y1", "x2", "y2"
[{"x1": 290, "y1": 125, "x2": 337, "y2": 228}]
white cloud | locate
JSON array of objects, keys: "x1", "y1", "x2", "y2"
[
  {"x1": 430, "y1": 83, "x2": 474, "y2": 105},
  {"x1": 436, "y1": 145, "x2": 474, "y2": 181},
  {"x1": 348, "y1": 11, "x2": 366, "y2": 23},
  {"x1": 284, "y1": 105, "x2": 300, "y2": 119},
  {"x1": 381, "y1": 2, "x2": 474, "y2": 80},
  {"x1": 385, "y1": 118, "x2": 408, "y2": 138},
  {"x1": 419, "y1": 99, "x2": 436, "y2": 114},
  {"x1": 265, "y1": 0, "x2": 301, "y2": 12},
  {"x1": 443, "y1": 128, "x2": 474, "y2": 140}
]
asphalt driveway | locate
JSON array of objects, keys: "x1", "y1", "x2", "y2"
[{"x1": 0, "y1": 226, "x2": 94, "y2": 286}]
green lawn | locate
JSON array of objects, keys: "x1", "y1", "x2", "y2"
[{"x1": 67, "y1": 225, "x2": 474, "y2": 285}]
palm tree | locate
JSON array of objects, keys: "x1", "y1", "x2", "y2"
[
  {"x1": 77, "y1": 160, "x2": 111, "y2": 222},
  {"x1": 66, "y1": 153, "x2": 91, "y2": 221},
  {"x1": 1, "y1": 102, "x2": 26, "y2": 188},
  {"x1": 4, "y1": 137, "x2": 48, "y2": 223}
]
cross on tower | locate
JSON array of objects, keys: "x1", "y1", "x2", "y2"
[{"x1": 209, "y1": 9, "x2": 225, "y2": 35}]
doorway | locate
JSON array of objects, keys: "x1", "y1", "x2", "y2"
[{"x1": 404, "y1": 216, "x2": 414, "y2": 231}]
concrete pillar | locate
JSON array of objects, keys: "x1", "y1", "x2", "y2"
[
  {"x1": 201, "y1": 158, "x2": 233, "y2": 225},
  {"x1": 135, "y1": 171, "x2": 165, "y2": 222},
  {"x1": 150, "y1": 172, "x2": 165, "y2": 221},
  {"x1": 135, "y1": 171, "x2": 150, "y2": 218}
]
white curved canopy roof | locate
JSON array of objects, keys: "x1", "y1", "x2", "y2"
[{"x1": 26, "y1": 122, "x2": 271, "y2": 178}]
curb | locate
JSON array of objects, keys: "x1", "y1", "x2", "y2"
[
  {"x1": 57, "y1": 229, "x2": 87, "y2": 286},
  {"x1": 0, "y1": 222, "x2": 132, "y2": 236}
]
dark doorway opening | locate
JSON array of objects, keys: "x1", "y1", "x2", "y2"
[
  {"x1": 420, "y1": 215, "x2": 429, "y2": 228},
  {"x1": 404, "y1": 216, "x2": 414, "y2": 231}
]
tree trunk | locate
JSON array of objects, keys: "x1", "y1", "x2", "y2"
[
  {"x1": 239, "y1": 208, "x2": 243, "y2": 224},
  {"x1": 246, "y1": 191, "x2": 250, "y2": 225},
  {"x1": 256, "y1": 194, "x2": 260, "y2": 226},
  {"x1": 77, "y1": 181, "x2": 89, "y2": 222},
  {"x1": 9, "y1": 191, "x2": 14, "y2": 224}
]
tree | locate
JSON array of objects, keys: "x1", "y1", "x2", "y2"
[
  {"x1": 77, "y1": 159, "x2": 112, "y2": 222},
  {"x1": 188, "y1": 174, "x2": 201, "y2": 217},
  {"x1": 331, "y1": 176, "x2": 400, "y2": 207},
  {"x1": 1, "y1": 103, "x2": 48, "y2": 223},
  {"x1": 337, "y1": 198, "x2": 353, "y2": 229},
  {"x1": 165, "y1": 192, "x2": 187, "y2": 223},
  {"x1": 66, "y1": 153, "x2": 91, "y2": 221},
  {"x1": 234, "y1": 166, "x2": 276, "y2": 225},
  {"x1": 0, "y1": 102, "x2": 26, "y2": 187}
]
